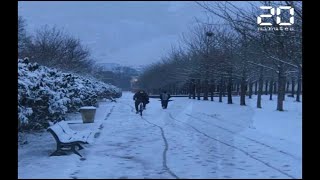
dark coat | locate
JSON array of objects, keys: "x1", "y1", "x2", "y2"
[
  {"x1": 160, "y1": 92, "x2": 170, "y2": 101},
  {"x1": 133, "y1": 91, "x2": 149, "y2": 103}
]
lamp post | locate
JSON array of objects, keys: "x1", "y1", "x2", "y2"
[{"x1": 203, "y1": 31, "x2": 213, "y2": 100}]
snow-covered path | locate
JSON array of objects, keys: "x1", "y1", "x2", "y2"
[
  {"x1": 18, "y1": 91, "x2": 302, "y2": 178},
  {"x1": 69, "y1": 92, "x2": 301, "y2": 179}
]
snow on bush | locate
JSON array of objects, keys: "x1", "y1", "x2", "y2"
[{"x1": 18, "y1": 59, "x2": 121, "y2": 130}]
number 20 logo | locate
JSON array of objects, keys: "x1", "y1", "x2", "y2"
[{"x1": 257, "y1": 6, "x2": 294, "y2": 26}]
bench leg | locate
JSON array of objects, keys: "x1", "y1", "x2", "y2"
[
  {"x1": 71, "y1": 145, "x2": 82, "y2": 157},
  {"x1": 50, "y1": 143, "x2": 67, "y2": 156},
  {"x1": 76, "y1": 143, "x2": 84, "y2": 150},
  {"x1": 50, "y1": 150, "x2": 59, "y2": 156}
]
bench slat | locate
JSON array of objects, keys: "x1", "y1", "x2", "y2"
[{"x1": 48, "y1": 121, "x2": 91, "y2": 143}]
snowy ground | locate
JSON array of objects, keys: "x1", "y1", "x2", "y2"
[{"x1": 18, "y1": 92, "x2": 302, "y2": 179}]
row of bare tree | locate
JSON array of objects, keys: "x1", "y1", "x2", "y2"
[{"x1": 138, "y1": 1, "x2": 302, "y2": 111}]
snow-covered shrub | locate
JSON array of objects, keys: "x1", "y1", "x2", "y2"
[{"x1": 18, "y1": 59, "x2": 122, "y2": 131}]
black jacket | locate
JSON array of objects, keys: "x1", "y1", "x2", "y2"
[
  {"x1": 133, "y1": 91, "x2": 149, "y2": 102},
  {"x1": 160, "y1": 93, "x2": 170, "y2": 101}
]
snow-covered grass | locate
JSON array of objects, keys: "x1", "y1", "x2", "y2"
[
  {"x1": 246, "y1": 95, "x2": 302, "y2": 146},
  {"x1": 18, "y1": 58, "x2": 121, "y2": 130},
  {"x1": 18, "y1": 92, "x2": 302, "y2": 178}
]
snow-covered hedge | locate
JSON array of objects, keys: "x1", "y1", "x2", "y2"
[{"x1": 18, "y1": 58, "x2": 121, "y2": 130}]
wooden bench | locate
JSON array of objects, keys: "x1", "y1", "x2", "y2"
[{"x1": 47, "y1": 121, "x2": 92, "y2": 157}]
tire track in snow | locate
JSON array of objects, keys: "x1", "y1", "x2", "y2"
[
  {"x1": 168, "y1": 113, "x2": 296, "y2": 179},
  {"x1": 141, "y1": 116, "x2": 179, "y2": 179},
  {"x1": 185, "y1": 113, "x2": 301, "y2": 161},
  {"x1": 122, "y1": 102, "x2": 179, "y2": 179},
  {"x1": 200, "y1": 112, "x2": 246, "y2": 128}
]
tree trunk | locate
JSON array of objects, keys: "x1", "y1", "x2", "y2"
[
  {"x1": 240, "y1": 75, "x2": 246, "y2": 106},
  {"x1": 265, "y1": 80, "x2": 268, "y2": 95},
  {"x1": 291, "y1": 78, "x2": 295, "y2": 97},
  {"x1": 196, "y1": 79, "x2": 201, "y2": 100},
  {"x1": 227, "y1": 76, "x2": 233, "y2": 104},
  {"x1": 277, "y1": 65, "x2": 285, "y2": 111},
  {"x1": 192, "y1": 81, "x2": 196, "y2": 99},
  {"x1": 273, "y1": 81, "x2": 277, "y2": 94},
  {"x1": 248, "y1": 82, "x2": 253, "y2": 99},
  {"x1": 257, "y1": 68, "x2": 263, "y2": 108},
  {"x1": 236, "y1": 83, "x2": 240, "y2": 96},
  {"x1": 286, "y1": 81, "x2": 290, "y2": 93},
  {"x1": 296, "y1": 68, "x2": 301, "y2": 102},
  {"x1": 210, "y1": 80, "x2": 214, "y2": 101},
  {"x1": 283, "y1": 77, "x2": 286, "y2": 101},
  {"x1": 222, "y1": 81, "x2": 226, "y2": 97},
  {"x1": 219, "y1": 78, "x2": 223, "y2": 102},
  {"x1": 203, "y1": 79, "x2": 209, "y2": 100},
  {"x1": 254, "y1": 81, "x2": 258, "y2": 95},
  {"x1": 188, "y1": 80, "x2": 192, "y2": 99},
  {"x1": 269, "y1": 80, "x2": 273, "y2": 100}
]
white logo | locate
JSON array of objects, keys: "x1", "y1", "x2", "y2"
[{"x1": 257, "y1": 6, "x2": 294, "y2": 26}]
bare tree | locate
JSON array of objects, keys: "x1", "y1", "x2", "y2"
[
  {"x1": 196, "y1": 1, "x2": 302, "y2": 111},
  {"x1": 24, "y1": 25, "x2": 93, "y2": 75},
  {"x1": 18, "y1": 16, "x2": 31, "y2": 58}
]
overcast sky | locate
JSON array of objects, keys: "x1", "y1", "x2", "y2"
[{"x1": 18, "y1": 1, "x2": 210, "y2": 67}]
